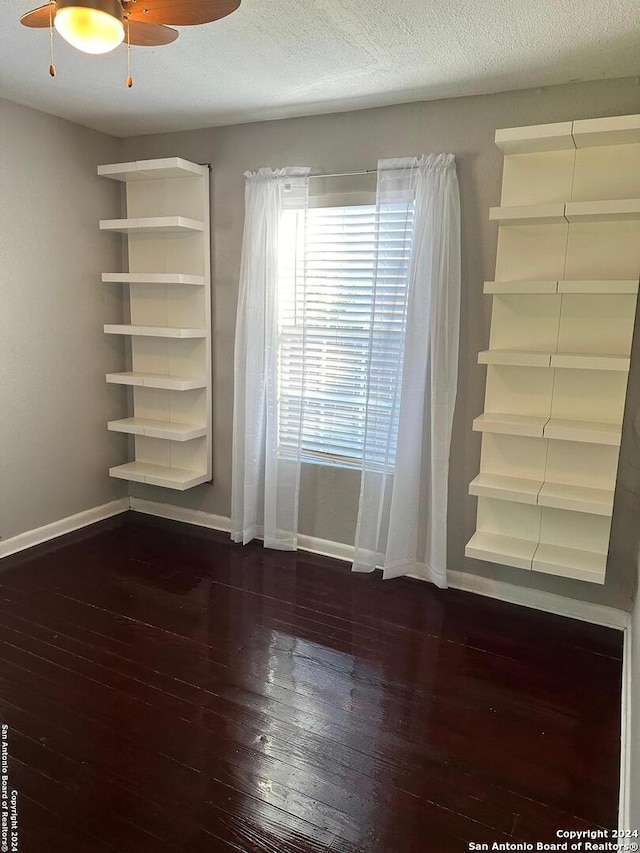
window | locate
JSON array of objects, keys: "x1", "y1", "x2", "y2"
[{"x1": 277, "y1": 201, "x2": 415, "y2": 469}]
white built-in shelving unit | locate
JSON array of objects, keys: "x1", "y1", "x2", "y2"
[
  {"x1": 466, "y1": 114, "x2": 640, "y2": 584},
  {"x1": 98, "y1": 157, "x2": 212, "y2": 491}
]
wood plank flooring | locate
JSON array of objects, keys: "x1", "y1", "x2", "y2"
[{"x1": 0, "y1": 512, "x2": 622, "y2": 852}]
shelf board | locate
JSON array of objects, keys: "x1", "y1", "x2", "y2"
[
  {"x1": 99, "y1": 216, "x2": 205, "y2": 233},
  {"x1": 469, "y1": 473, "x2": 542, "y2": 505},
  {"x1": 490, "y1": 199, "x2": 640, "y2": 226},
  {"x1": 469, "y1": 475, "x2": 613, "y2": 516},
  {"x1": 473, "y1": 413, "x2": 548, "y2": 438},
  {"x1": 466, "y1": 533, "x2": 607, "y2": 582},
  {"x1": 478, "y1": 350, "x2": 629, "y2": 371},
  {"x1": 104, "y1": 324, "x2": 207, "y2": 338},
  {"x1": 98, "y1": 158, "x2": 207, "y2": 181},
  {"x1": 550, "y1": 352, "x2": 630, "y2": 371},
  {"x1": 495, "y1": 122, "x2": 575, "y2": 154},
  {"x1": 572, "y1": 114, "x2": 640, "y2": 148},
  {"x1": 109, "y1": 461, "x2": 208, "y2": 491},
  {"x1": 532, "y1": 543, "x2": 606, "y2": 584},
  {"x1": 538, "y1": 482, "x2": 614, "y2": 517},
  {"x1": 489, "y1": 203, "x2": 567, "y2": 225},
  {"x1": 107, "y1": 417, "x2": 207, "y2": 441},
  {"x1": 564, "y1": 199, "x2": 640, "y2": 223},
  {"x1": 484, "y1": 280, "x2": 559, "y2": 294},
  {"x1": 465, "y1": 531, "x2": 536, "y2": 571},
  {"x1": 495, "y1": 115, "x2": 640, "y2": 153},
  {"x1": 543, "y1": 418, "x2": 621, "y2": 446},
  {"x1": 483, "y1": 280, "x2": 639, "y2": 295},
  {"x1": 102, "y1": 273, "x2": 206, "y2": 286},
  {"x1": 479, "y1": 350, "x2": 551, "y2": 368},
  {"x1": 106, "y1": 371, "x2": 207, "y2": 391},
  {"x1": 557, "y1": 279, "x2": 639, "y2": 294},
  {"x1": 473, "y1": 413, "x2": 622, "y2": 445}
]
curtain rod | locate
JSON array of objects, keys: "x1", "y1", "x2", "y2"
[{"x1": 308, "y1": 169, "x2": 377, "y2": 179}]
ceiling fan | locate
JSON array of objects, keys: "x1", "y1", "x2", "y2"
[{"x1": 20, "y1": 0, "x2": 241, "y2": 84}]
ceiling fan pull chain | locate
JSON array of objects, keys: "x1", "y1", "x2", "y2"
[
  {"x1": 126, "y1": 17, "x2": 133, "y2": 87},
  {"x1": 48, "y1": 0, "x2": 56, "y2": 77}
]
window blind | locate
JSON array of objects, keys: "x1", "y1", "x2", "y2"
[{"x1": 277, "y1": 202, "x2": 415, "y2": 468}]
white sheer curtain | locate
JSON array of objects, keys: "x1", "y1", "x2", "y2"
[
  {"x1": 352, "y1": 155, "x2": 461, "y2": 587},
  {"x1": 231, "y1": 156, "x2": 460, "y2": 587},
  {"x1": 231, "y1": 167, "x2": 310, "y2": 550}
]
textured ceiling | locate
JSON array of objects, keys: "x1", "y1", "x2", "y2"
[{"x1": 2, "y1": 0, "x2": 640, "y2": 137}]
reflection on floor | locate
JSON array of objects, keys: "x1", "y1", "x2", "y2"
[{"x1": 0, "y1": 512, "x2": 622, "y2": 852}]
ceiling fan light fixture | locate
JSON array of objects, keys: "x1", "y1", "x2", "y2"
[{"x1": 54, "y1": 0, "x2": 125, "y2": 55}]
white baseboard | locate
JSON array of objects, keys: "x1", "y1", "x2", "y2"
[
  {"x1": 295, "y1": 533, "x2": 357, "y2": 564},
  {"x1": 446, "y1": 569, "x2": 629, "y2": 631},
  {"x1": 130, "y1": 500, "x2": 629, "y2": 629},
  {"x1": 619, "y1": 621, "x2": 633, "y2": 831},
  {"x1": 0, "y1": 497, "x2": 130, "y2": 560},
  {"x1": 129, "y1": 497, "x2": 231, "y2": 533}
]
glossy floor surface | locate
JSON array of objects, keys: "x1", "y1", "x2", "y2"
[{"x1": 0, "y1": 513, "x2": 623, "y2": 852}]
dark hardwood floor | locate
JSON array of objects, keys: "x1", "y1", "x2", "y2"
[{"x1": 0, "y1": 512, "x2": 622, "y2": 852}]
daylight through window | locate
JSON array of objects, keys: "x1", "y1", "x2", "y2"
[{"x1": 277, "y1": 201, "x2": 415, "y2": 468}]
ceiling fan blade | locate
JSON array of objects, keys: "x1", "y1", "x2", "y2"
[
  {"x1": 124, "y1": 0, "x2": 240, "y2": 26},
  {"x1": 127, "y1": 20, "x2": 179, "y2": 45},
  {"x1": 20, "y1": 4, "x2": 54, "y2": 28}
]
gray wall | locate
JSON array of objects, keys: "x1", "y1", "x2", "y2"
[
  {"x1": 122, "y1": 77, "x2": 640, "y2": 610},
  {"x1": 0, "y1": 97, "x2": 128, "y2": 540}
]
